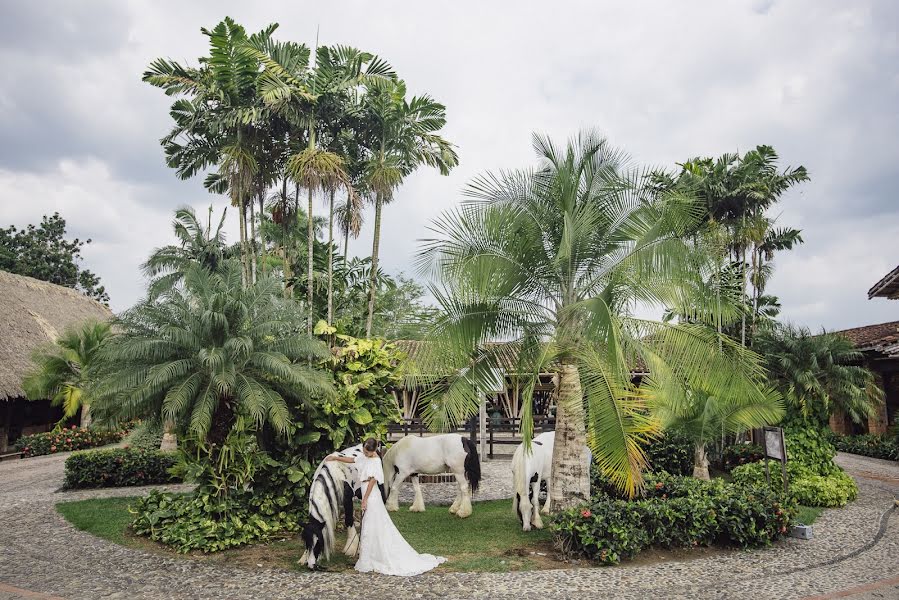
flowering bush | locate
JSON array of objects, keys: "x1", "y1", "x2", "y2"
[
  {"x1": 14, "y1": 425, "x2": 130, "y2": 458},
  {"x1": 552, "y1": 473, "x2": 796, "y2": 565},
  {"x1": 63, "y1": 448, "x2": 179, "y2": 489}
]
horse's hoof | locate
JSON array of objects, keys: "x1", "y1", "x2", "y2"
[
  {"x1": 448, "y1": 505, "x2": 458, "y2": 514},
  {"x1": 533, "y1": 520, "x2": 544, "y2": 530},
  {"x1": 456, "y1": 508, "x2": 472, "y2": 518},
  {"x1": 409, "y1": 505, "x2": 425, "y2": 512}
]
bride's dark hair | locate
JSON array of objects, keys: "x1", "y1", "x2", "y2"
[{"x1": 363, "y1": 437, "x2": 379, "y2": 453}]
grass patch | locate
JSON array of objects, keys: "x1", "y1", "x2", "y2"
[
  {"x1": 795, "y1": 505, "x2": 824, "y2": 525},
  {"x1": 57, "y1": 497, "x2": 559, "y2": 573}
]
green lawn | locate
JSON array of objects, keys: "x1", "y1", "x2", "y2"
[
  {"x1": 56, "y1": 497, "x2": 558, "y2": 573},
  {"x1": 796, "y1": 505, "x2": 824, "y2": 526}
]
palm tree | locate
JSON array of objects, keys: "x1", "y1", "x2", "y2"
[
  {"x1": 144, "y1": 18, "x2": 276, "y2": 286},
  {"x1": 363, "y1": 79, "x2": 458, "y2": 337},
  {"x1": 651, "y1": 386, "x2": 783, "y2": 480},
  {"x1": 755, "y1": 323, "x2": 883, "y2": 426},
  {"x1": 23, "y1": 321, "x2": 112, "y2": 428},
  {"x1": 143, "y1": 206, "x2": 229, "y2": 298},
  {"x1": 418, "y1": 131, "x2": 779, "y2": 504},
  {"x1": 91, "y1": 262, "x2": 333, "y2": 446}
]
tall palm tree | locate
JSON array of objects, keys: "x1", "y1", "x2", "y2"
[
  {"x1": 144, "y1": 18, "x2": 276, "y2": 286},
  {"x1": 143, "y1": 206, "x2": 229, "y2": 298},
  {"x1": 363, "y1": 79, "x2": 458, "y2": 337},
  {"x1": 755, "y1": 323, "x2": 883, "y2": 426},
  {"x1": 23, "y1": 321, "x2": 112, "y2": 428},
  {"x1": 418, "y1": 131, "x2": 778, "y2": 504},
  {"x1": 91, "y1": 262, "x2": 333, "y2": 445}
]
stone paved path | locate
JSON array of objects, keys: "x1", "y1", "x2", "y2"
[{"x1": 0, "y1": 451, "x2": 897, "y2": 599}]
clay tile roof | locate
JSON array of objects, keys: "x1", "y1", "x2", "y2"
[
  {"x1": 0, "y1": 270, "x2": 113, "y2": 400},
  {"x1": 831, "y1": 320, "x2": 899, "y2": 355},
  {"x1": 868, "y1": 264, "x2": 899, "y2": 299}
]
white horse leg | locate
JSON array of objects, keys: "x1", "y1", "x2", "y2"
[
  {"x1": 410, "y1": 475, "x2": 426, "y2": 512},
  {"x1": 541, "y1": 477, "x2": 552, "y2": 514},
  {"x1": 386, "y1": 469, "x2": 406, "y2": 512},
  {"x1": 531, "y1": 477, "x2": 544, "y2": 529},
  {"x1": 455, "y1": 471, "x2": 473, "y2": 518},
  {"x1": 343, "y1": 524, "x2": 359, "y2": 556},
  {"x1": 449, "y1": 481, "x2": 461, "y2": 514}
]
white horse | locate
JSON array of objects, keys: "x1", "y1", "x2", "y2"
[
  {"x1": 512, "y1": 431, "x2": 554, "y2": 531},
  {"x1": 299, "y1": 443, "x2": 386, "y2": 569},
  {"x1": 382, "y1": 434, "x2": 481, "y2": 518}
]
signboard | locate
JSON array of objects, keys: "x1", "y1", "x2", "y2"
[{"x1": 763, "y1": 427, "x2": 787, "y2": 461}]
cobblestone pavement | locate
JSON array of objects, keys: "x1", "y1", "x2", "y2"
[{"x1": 0, "y1": 451, "x2": 897, "y2": 599}]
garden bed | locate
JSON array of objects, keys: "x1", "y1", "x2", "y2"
[{"x1": 56, "y1": 497, "x2": 745, "y2": 573}]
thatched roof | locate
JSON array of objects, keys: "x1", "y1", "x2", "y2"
[{"x1": 0, "y1": 270, "x2": 113, "y2": 400}]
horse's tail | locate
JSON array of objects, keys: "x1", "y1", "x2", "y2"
[
  {"x1": 511, "y1": 441, "x2": 526, "y2": 522},
  {"x1": 461, "y1": 436, "x2": 481, "y2": 494}
]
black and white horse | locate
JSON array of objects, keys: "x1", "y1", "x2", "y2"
[
  {"x1": 299, "y1": 443, "x2": 386, "y2": 569},
  {"x1": 382, "y1": 434, "x2": 481, "y2": 518},
  {"x1": 512, "y1": 431, "x2": 554, "y2": 531}
]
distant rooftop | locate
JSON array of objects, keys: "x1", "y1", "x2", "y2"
[
  {"x1": 868, "y1": 264, "x2": 899, "y2": 300},
  {"x1": 831, "y1": 320, "x2": 899, "y2": 356}
]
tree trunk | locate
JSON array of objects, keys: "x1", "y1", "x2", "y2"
[
  {"x1": 740, "y1": 245, "x2": 747, "y2": 347},
  {"x1": 365, "y1": 194, "x2": 384, "y2": 338},
  {"x1": 693, "y1": 443, "x2": 710, "y2": 480},
  {"x1": 238, "y1": 200, "x2": 249, "y2": 287},
  {"x1": 160, "y1": 419, "x2": 177, "y2": 452},
  {"x1": 249, "y1": 196, "x2": 257, "y2": 284},
  {"x1": 79, "y1": 403, "x2": 92, "y2": 429},
  {"x1": 549, "y1": 362, "x2": 590, "y2": 510},
  {"x1": 307, "y1": 187, "x2": 315, "y2": 334},
  {"x1": 327, "y1": 188, "x2": 335, "y2": 325},
  {"x1": 259, "y1": 194, "x2": 266, "y2": 277}
]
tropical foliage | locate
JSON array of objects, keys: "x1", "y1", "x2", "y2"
[
  {"x1": 64, "y1": 448, "x2": 179, "y2": 490},
  {"x1": 14, "y1": 424, "x2": 129, "y2": 458},
  {"x1": 22, "y1": 320, "x2": 113, "y2": 428},
  {"x1": 755, "y1": 324, "x2": 883, "y2": 426},
  {"x1": 418, "y1": 131, "x2": 781, "y2": 502},
  {"x1": 0, "y1": 212, "x2": 108, "y2": 303},
  {"x1": 828, "y1": 432, "x2": 899, "y2": 461}
]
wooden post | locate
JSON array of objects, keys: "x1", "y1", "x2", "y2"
[{"x1": 479, "y1": 394, "x2": 487, "y2": 460}]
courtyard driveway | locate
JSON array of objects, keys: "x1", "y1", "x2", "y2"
[{"x1": 0, "y1": 451, "x2": 897, "y2": 600}]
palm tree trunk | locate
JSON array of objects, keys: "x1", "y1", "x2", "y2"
[
  {"x1": 343, "y1": 222, "x2": 350, "y2": 268},
  {"x1": 249, "y1": 196, "x2": 257, "y2": 284},
  {"x1": 740, "y1": 245, "x2": 747, "y2": 347},
  {"x1": 258, "y1": 193, "x2": 266, "y2": 277},
  {"x1": 307, "y1": 187, "x2": 315, "y2": 334},
  {"x1": 238, "y1": 199, "x2": 249, "y2": 287},
  {"x1": 327, "y1": 187, "x2": 335, "y2": 325},
  {"x1": 693, "y1": 443, "x2": 710, "y2": 480},
  {"x1": 549, "y1": 361, "x2": 590, "y2": 510},
  {"x1": 79, "y1": 403, "x2": 92, "y2": 429},
  {"x1": 160, "y1": 419, "x2": 177, "y2": 452},
  {"x1": 365, "y1": 194, "x2": 384, "y2": 338}
]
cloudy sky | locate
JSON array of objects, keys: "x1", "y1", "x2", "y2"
[{"x1": 1, "y1": 0, "x2": 897, "y2": 331}]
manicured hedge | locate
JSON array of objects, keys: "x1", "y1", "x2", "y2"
[
  {"x1": 63, "y1": 448, "x2": 179, "y2": 490},
  {"x1": 14, "y1": 425, "x2": 127, "y2": 458},
  {"x1": 829, "y1": 433, "x2": 899, "y2": 461},
  {"x1": 552, "y1": 473, "x2": 796, "y2": 565},
  {"x1": 731, "y1": 461, "x2": 858, "y2": 508}
]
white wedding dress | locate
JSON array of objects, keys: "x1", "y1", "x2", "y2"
[{"x1": 353, "y1": 455, "x2": 446, "y2": 576}]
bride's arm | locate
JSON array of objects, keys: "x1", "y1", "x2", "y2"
[
  {"x1": 324, "y1": 454, "x2": 355, "y2": 464},
  {"x1": 361, "y1": 478, "x2": 376, "y2": 511}
]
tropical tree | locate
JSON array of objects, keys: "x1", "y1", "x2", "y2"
[
  {"x1": 651, "y1": 386, "x2": 783, "y2": 480},
  {"x1": 363, "y1": 79, "x2": 458, "y2": 337},
  {"x1": 755, "y1": 323, "x2": 883, "y2": 426},
  {"x1": 22, "y1": 321, "x2": 112, "y2": 428},
  {"x1": 143, "y1": 206, "x2": 229, "y2": 298},
  {"x1": 90, "y1": 262, "x2": 333, "y2": 446},
  {"x1": 418, "y1": 131, "x2": 780, "y2": 505}
]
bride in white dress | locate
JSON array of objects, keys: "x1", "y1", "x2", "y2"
[{"x1": 325, "y1": 438, "x2": 446, "y2": 576}]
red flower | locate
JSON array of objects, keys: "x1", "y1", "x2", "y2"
[
  {"x1": 50, "y1": 445, "x2": 57, "y2": 452},
  {"x1": 71, "y1": 425, "x2": 77, "y2": 430},
  {"x1": 780, "y1": 526, "x2": 787, "y2": 534},
  {"x1": 655, "y1": 482, "x2": 664, "y2": 489},
  {"x1": 581, "y1": 509, "x2": 592, "y2": 518},
  {"x1": 66, "y1": 439, "x2": 71, "y2": 443}
]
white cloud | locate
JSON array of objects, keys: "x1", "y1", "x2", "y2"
[{"x1": 0, "y1": 0, "x2": 897, "y2": 330}]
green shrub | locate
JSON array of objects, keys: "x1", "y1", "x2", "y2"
[
  {"x1": 642, "y1": 429, "x2": 694, "y2": 476},
  {"x1": 123, "y1": 421, "x2": 164, "y2": 451},
  {"x1": 63, "y1": 448, "x2": 179, "y2": 490},
  {"x1": 14, "y1": 425, "x2": 127, "y2": 458},
  {"x1": 130, "y1": 489, "x2": 299, "y2": 553},
  {"x1": 722, "y1": 443, "x2": 765, "y2": 471},
  {"x1": 731, "y1": 461, "x2": 858, "y2": 508},
  {"x1": 552, "y1": 475, "x2": 795, "y2": 565},
  {"x1": 782, "y1": 425, "x2": 839, "y2": 475},
  {"x1": 829, "y1": 433, "x2": 899, "y2": 461}
]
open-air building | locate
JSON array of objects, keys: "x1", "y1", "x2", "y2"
[{"x1": 0, "y1": 270, "x2": 112, "y2": 453}]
